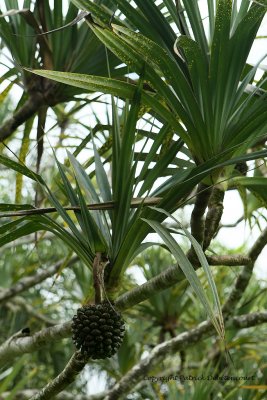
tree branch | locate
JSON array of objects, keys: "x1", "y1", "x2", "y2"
[
  {"x1": 189, "y1": 183, "x2": 212, "y2": 247},
  {"x1": 0, "y1": 94, "x2": 44, "y2": 142},
  {"x1": 0, "y1": 253, "x2": 249, "y2": 366},
  {"x1": 118, "y1": 228, "x2": 267, "y2": 313},
  {"x1": 0, "y1": 256, "x2": 78, "y2": 304},
  {"x1": 115, "y1": 254, "x2": 249, "y2": 311},
  {"x1": 0, "y1": 322, "x2": 71, "y2": 367},
  {"x1": 0, "y1": 390, "x2": 105, "y2": 400},
  {"x1": 203, "y1": 186, "x2": 225, "y2": 250},
  {"x1": 103, "y1": 312, "x2": 267, "y2": 400},
  {"x1": 219, "y1": 216, "x2": 243, "y2": 229},
  {"x1": 29, "y1": 352, "x2": 88, "y2": 400},
  {"x1": 206, "y1": 254, "x2": 251, "y2": 266}
]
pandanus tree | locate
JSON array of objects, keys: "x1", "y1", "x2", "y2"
[{"x1": 0, "y1": 1, "x2": 267, "y2": 399}]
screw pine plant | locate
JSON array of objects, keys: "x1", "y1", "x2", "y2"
[
  {"x1": 30, "y1": 0, "x2": 267, "y2": 258},
  {"x1": 0, "y1": 1, "x2": 267, "y2": 399}
]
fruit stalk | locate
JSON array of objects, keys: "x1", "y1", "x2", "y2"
[{"x1": 93, "y1": 252, "x2": 104, "y2": 304}]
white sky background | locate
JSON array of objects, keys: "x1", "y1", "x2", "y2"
[{"x1": 0, "y1": 0, "x2": 266, "y2": 396}]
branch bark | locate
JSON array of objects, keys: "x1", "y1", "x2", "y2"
[
  {"x1": 29, "y1": 352, "x2": 88, "y2": 400},
  {"x1": 0, "y1": 252, "x2": 249, "y2": 366},
  {"x1": 0, "y1": 322, "x2": 71, "y2": 367},
  {"x1": 0, "y1": 94, "x2": 44, "y2": 142},
  {"x1": 189, "y1": 183, "x2": 212, "y2": 247},
  {"x1": 203, "y1": 186, "x2": 225, "y2": 250},
  {"x1": 11, "y1": 311, "x2": 265, "y2": 400},
  {"x1": 115, "y1": 254, "x2": 250, "y2": 311},
  {"x1": 1, "y1": 306, "x2": 266, "y2": 399}
]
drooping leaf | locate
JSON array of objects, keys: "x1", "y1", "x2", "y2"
[{"x1": 142, "y1": 217, "x2": 224, "y2": 340}]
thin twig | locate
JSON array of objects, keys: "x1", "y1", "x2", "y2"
[
  {"x1": 0, "y1": 197, "x2": 162, "y2": 218},
  {"x1": 219, "y1": 216, "x2": 244, "y2": 228}
]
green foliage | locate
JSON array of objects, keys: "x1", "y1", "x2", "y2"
[{"x1": 0, "y1": 1, "x2": 267, "y2": 399}]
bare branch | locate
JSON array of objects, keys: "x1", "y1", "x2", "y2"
[
  {"x1": 0, "y1": 256, "x2": 78, "y2": 304},
  {"x1": 0, "y1": 252, "x2": 249, "y2": 365},
  {"x1": 116, "y1": 263, "x2": 186, "y2": 311},
  {"x1": 22, "y1": 311, "x2": 266, "y2": 400},
  {"x1": 206, "y1": 254, "x2": 251, "y2": 266},
  {"x1": 103, "y1": 312, "x2": 267, "y2": 400}
]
